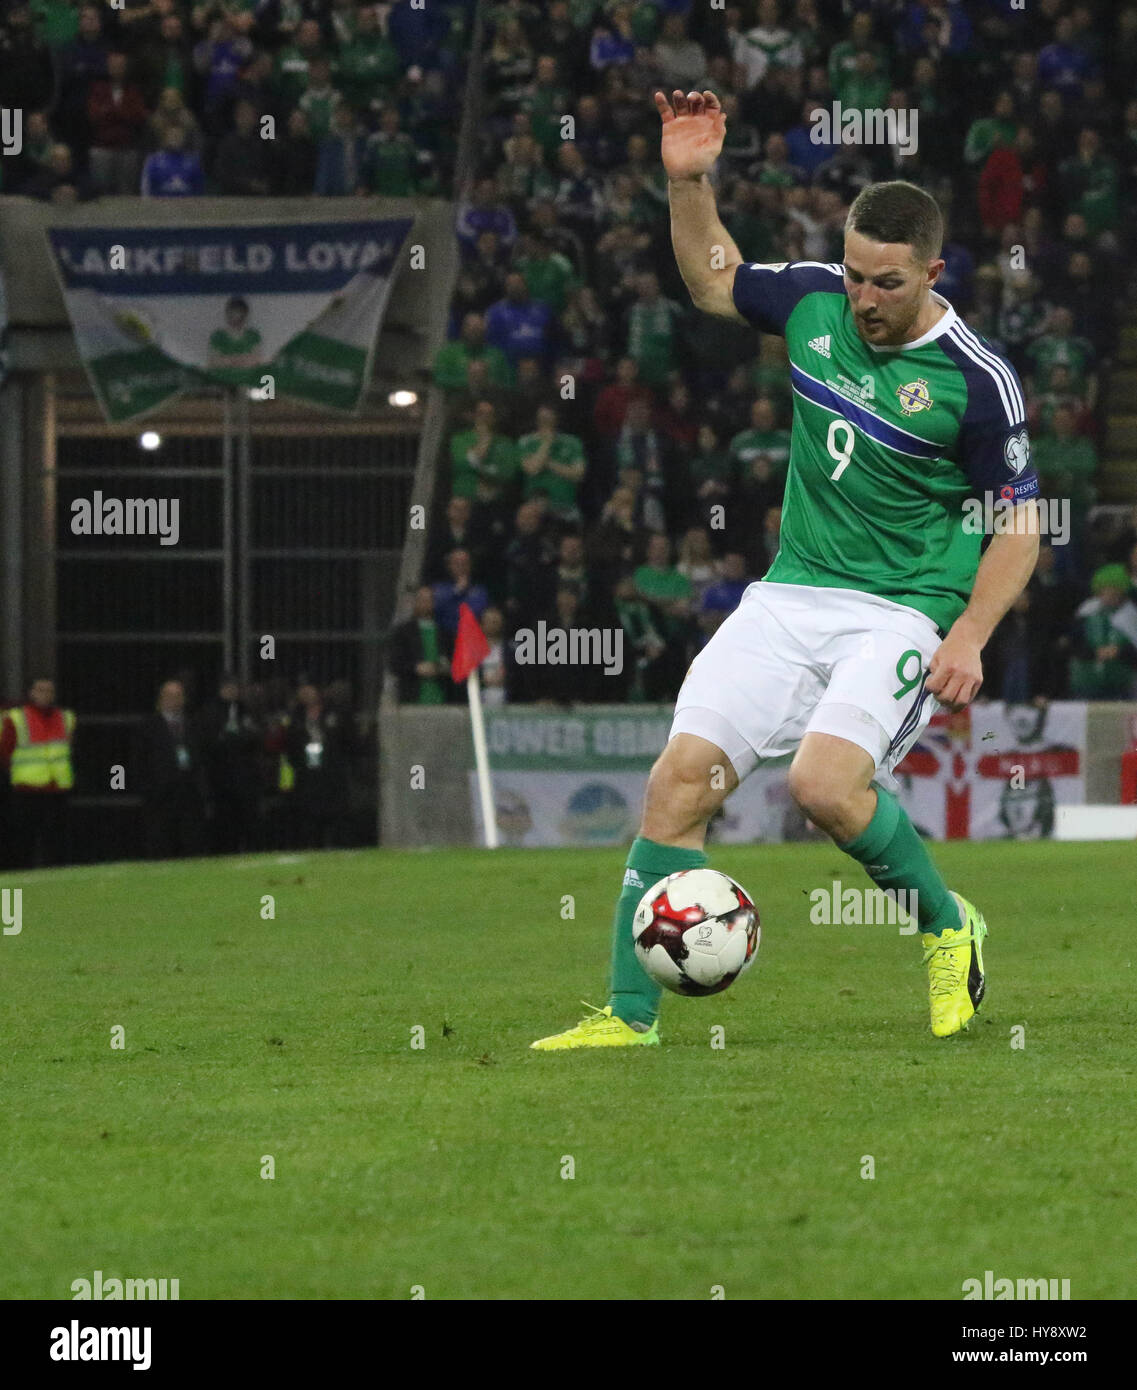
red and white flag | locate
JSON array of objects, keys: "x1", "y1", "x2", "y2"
[
  {"x1": 450, "y1": 602, "x2": 489, "y2": 683},
  {"x1": 449, "y1": 601, "x2": 497, "y2": 847}
]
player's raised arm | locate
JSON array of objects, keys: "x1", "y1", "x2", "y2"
[{"x1": 656, "y1": 90, "x2": 746, "y2": 323}]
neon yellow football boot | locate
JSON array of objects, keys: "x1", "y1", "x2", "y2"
[
  {"x1": 923, "y1": 892, "x2": 988, "y2": 1037},
  {"x1": 530, "y1": 1002, "x2": 660, "y2": 1050}
]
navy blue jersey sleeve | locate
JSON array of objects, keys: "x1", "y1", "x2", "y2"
[
  {"x1": 942, "y1": 328, "x2": 1040, "y2": 503},
  {"x1": 731, "y1": 260, "x2": 846, "y2": 335}
]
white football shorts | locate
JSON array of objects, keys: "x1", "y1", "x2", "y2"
[{"x1": 670, "y1": 582, "x2": 943, "y2": 781}]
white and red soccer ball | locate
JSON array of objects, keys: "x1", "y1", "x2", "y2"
[{"x1": 632, "y1": 868, "x2": 760, "y2": 996}]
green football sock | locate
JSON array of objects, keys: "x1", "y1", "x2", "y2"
[
  {"x1": 839, "y1": 785, "x2": 961, "y2": 935},
  {"x1": 607, "y1": 836, "x2": 708, "y2": 1026}
]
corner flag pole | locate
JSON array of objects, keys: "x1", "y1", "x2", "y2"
[
  {"x1": 466, "y1": 666, "x2": 499, "y2": 848},
  {"x1": 451, "y1": 601, "x2": 497, "y2": 848}
]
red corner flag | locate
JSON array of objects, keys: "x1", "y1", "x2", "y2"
[{"x1": 451, "y1": 602, "x2": 489, "y2": 682}]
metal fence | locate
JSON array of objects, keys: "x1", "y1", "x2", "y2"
[
  {"x1": 243, "y1": 412, "x2": 416, "y2": 695},
  {"x1": 47, "y1": 384, "x2": 419, "y2": 859}
]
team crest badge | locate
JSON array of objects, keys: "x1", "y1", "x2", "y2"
[{"x1": 896, "y1": 378, "x2": 933, "y2": 415}]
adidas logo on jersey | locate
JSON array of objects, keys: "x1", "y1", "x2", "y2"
[
  {"x1": 808, "y1": 334, "x2": 832, "y2": 358},
  {"x1": 623, "y1": 868, "x2": 645, "y2": 890}
]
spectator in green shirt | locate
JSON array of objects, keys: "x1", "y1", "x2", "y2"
[
  {"x1": 729, "y1": 398, "x2": 791, "y2": 485},
  {"x1": 513, "y1": 232, "x2": 578, "y2": 316},
  {"x1": 272, "y1": 18, "x2": 323, "y2": 109},
  {"x1": 1058, "y1": 127, "x2": 1121, "y2": 242},
  {"x1": 497, "y1": 133, "x2": 557, "y2": 208},
  {"x1": 297, "y1": 56, "x2": 341, "y2": 141},
  {"x1": 445, "y1": 358, "x2": 516, "y2": 432},
  {"x1": 1026, "y1": 307, "x2": 1097, "y2": 405},
  {"x1": 555, "y1": 532, "x2": 589, "y2": 602},
  {"x1": 634, "y1": 533, "x2": 692, "y2": 614},
  {"x1": 964, "y1": 90, "x2": 1017, "y2": 166},
  {"x1": 517, "y1": 404, "x2": 587, "y2": 523},
  {"x1": 13, "y1": 109, "x2": 53, "y2": 180},
  {"x1": 388, "y1": 586, "x2": 451, "y2": 705},
  {"x1": 749, "y1": 346, "x2": 793, "y2": 415},
  {"x1": 30, "y1": 0, "x2": 78, "y2": 48},
  {"x1": 449, "y1": 401, "x2": 520, "y2": 506},
  {"x1": 434, "y1": 313, "x2": 514, "y2": 394},
  {"x1": 508, "y1": 356, "x2": 557, "y2": 434},
  {"x1": 207, "y1": 297, "x2": 263, "y2": 383},
  {"x1": 1030, "y1": 363, "x2": 1090, "y2": 436},
  {"x1": 333, "y1": 4, "x2": 401, "y2": 109},
  {"x1": 520, "y1": 54, "x2": 573, "y2": 156},
  {"x1": 838, "y1": 49, "x2": 889, "y2": 115},
  {"x1": 626, "y1": 270, "x2": 684, "y2": 389},
  {"x1": 718, "y1": 92, "x2": 761, "y2": 167},
  {"x1": 486, "y1": 2, "x2": 540, "y2": 37},
  {"x1": 487, "y1": 16, "x2": 536, "y2": 107},
  {"x1": 1031, "y1": 405, "x2": 1098, "y2": 519},
  {"x1": 147, "y1": 16, "x2": 191, "y2": 100},
  {"x1": 725, "y1": 178, "x2": 778, "y2": 262},
  {"x1": 1069, "y1": 565, "x2": 1137, "y2": 699},
  {"x1": 827, "y1": 11, "x2": 887, "y2": 101},
  {"x1": 910, "y1": 55, "x2": 944, "y2": 121},
  {"x1": 613, "y1": 573, "x2": 666, "y2": 701},
  {"x1": 633, "y1": 533, "x2": 693, "y2": 697},
  {"x1": 360, "y1": 106, "x2": 432, "y2": 195},
  {"x1": 997, "y1": 270, "x2": 1049, "y2": 363},
  {"x1": 622, "y1": 131, "x2": 669, "y2": 216},
  {"x1": 567, "y1": 0, "x2": 598, "y2": 28},
  {"x1": 690, "y1": 423, "x2": 734, "y2": 513}
]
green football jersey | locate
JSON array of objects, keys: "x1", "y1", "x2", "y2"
[
  {"x1": 1025, "y1": 331, "x2": 1095, "y2": 392},
  {"x1": 732, "y1": 261, "x2": 1040, "y2": 633},
  {"x1": 729, "y1": 426, "x2": 792, "y2": 478},
  {"x1": 517, "y1": 431, "x2": 585, "y2": 511},
  {"x1": 207, "y1": 326, "x2": 263, "y2": 385},
  {"x1": 209, "y1": 327, "x2": 261, "y2": 358}
]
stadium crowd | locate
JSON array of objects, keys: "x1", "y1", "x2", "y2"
[
  {"x1": 419, "y1": 0, "x2": 1137, "y2": 707},
  {"x1": 0, "y1": 0, "x2": 471, "y2": 198},
  {"x1": 2, "y1": 0, "x2": 1136, "y2": 711}
]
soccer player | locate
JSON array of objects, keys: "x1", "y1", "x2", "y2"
[
  {"x1": 206, "y1": 297, "x2": 264, "y2": 380},
  {"x1": 533, "y1": 90, "x2": 1040, "y2": 1049}
]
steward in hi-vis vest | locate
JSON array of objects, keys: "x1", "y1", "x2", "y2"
[{"x1": 0, "y1": 677, "x2": 76, "y2": 868}]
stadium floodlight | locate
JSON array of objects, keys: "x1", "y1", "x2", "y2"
[
  {"x1": 139, "y1": 431, "x2": 161, "y2": 450},
  {"x1": 388, "y1": 390, "x2": 417, "y2": 408}
]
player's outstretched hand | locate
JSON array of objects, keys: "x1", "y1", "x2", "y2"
[
  {"x1": 926, "y1": 628, "x2": 984, "y2": 711},
  {"x1": 654, "y1": 89, "x2": 727, "y2": 181}
]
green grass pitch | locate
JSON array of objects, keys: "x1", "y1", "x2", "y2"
[{"x1": 1, "y1": 840, "x2": 1133, "y2": 1300}]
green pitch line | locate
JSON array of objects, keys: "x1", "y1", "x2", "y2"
[{"x1": 0, "y1": 841, "x2": 1132, "y2": 1300}]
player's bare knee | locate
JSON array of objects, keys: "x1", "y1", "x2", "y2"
[
  {"x1": 642, "y1": 748, "x2": 725, "y2": 840},
  {"x1": 787, "y1": 762, "x2": 853, "y2": 832},
  {"x1": 641, "y1": 765, "x2": 701, "y2": 840}
]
